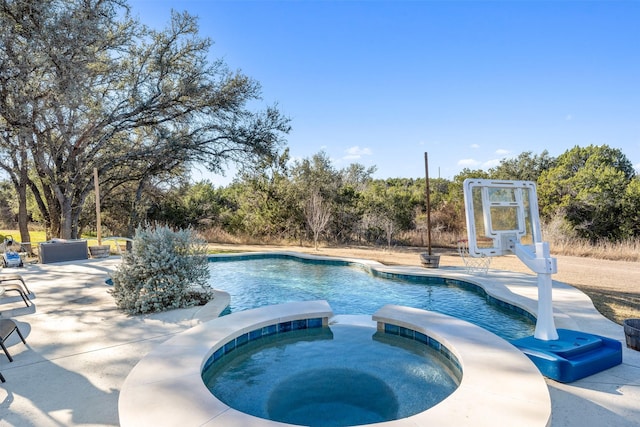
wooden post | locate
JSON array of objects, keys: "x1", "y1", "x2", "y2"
[
  {"x1": 94, "y1": 168, "x2": 102, "y2": 246},
  {"x1": 424, "y1": 152, "x2": 432, "y2": 256}
]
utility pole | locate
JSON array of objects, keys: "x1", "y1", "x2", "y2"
[{"x1": 424, "y1": 152, "x2": 431, "y2": 256}]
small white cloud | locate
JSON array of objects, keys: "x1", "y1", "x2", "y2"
[
  {"x1": 343, "y1": 146, "x2": 373, "y2": 160},
  {"x1": 495, "y1": 149, "x2": 510, "y2": 156},
  {"x1": 470, "y1": 144, "x2": 480, "y2": 149},
  {"x1": 458, "y1": 158, "x2": 480, "y2": 167},
  {"x1": 482, "y1": 158, "x2": 503, "y2": 169},
  {"x1": 565, "y1": 114, "x2": 574, "y2": 121}
]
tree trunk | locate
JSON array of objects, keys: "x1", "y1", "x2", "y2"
[
  {"x1": 127, "y1": 178, "x2": 148, "y2": 238},
  {"x1": 60, "y1": 198, "x2": 74, "y2": 239},
  {"x1": 16, "y1": 146, "x2": 32, "y2": 253},
  {"x1": 17, "y1": 183, "x2": 32, "y2": 254}
]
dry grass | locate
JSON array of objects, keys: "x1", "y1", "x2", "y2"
[
  {"x1": 583, "y1": 289, "x2": 640, "y2": 325},
  {"x1": 548, "y1": 237, "x2": 640, "y2": 262}
]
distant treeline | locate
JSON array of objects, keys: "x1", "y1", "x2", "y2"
[{"x1": 1, "y1": 144, "x2": 637, "y2": 248}]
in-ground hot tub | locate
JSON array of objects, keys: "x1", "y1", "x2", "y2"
[
  {"x1": 202, "y1": 320, "x2": 461, "y2": 426},
  {"x1": 119, "y1": 300, "x2": 551, "y2": 427}
]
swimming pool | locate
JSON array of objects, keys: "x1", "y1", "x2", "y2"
[{"x1": 208, "y1": 254, "x2": 535, "y2": 341}]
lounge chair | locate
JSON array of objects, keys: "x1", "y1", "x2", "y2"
[
  {"x1": 0, "y1": 319, "x2": 27, "y2": 362},
  {"x1": 0, "y1": 274, "x2": 31, "y2": 307},
  {"x1": 0, "y1": 371, "x2": 5, "y2": 382}
]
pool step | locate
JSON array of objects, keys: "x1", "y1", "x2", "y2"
[{"x1": 512, "y1": 329, "x2": 623, "y2": 383}]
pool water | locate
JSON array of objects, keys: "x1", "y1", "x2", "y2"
[
  {"x1": 202, "y1": 324, "x2": 460, "y2": 427},
  {"x1": 208, "y1": 256, "x2": 535, "y2": 340}
]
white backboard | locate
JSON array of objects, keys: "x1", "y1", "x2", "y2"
[{"x1": 463, "y1": 179, "x2": 542, "y2": 257}]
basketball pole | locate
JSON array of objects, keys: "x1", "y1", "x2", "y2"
[{"x1": 514, "y1": 241, "x2": 559, "y2": 341}]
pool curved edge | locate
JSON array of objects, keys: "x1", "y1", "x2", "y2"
[{"x1": 118, "y1": 300, "x2": 551, "y2": 427}]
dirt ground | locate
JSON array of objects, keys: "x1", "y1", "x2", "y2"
[{"x1": 208, "y1": 243, "x2": 640, "y2": 326}]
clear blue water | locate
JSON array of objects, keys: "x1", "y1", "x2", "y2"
[
  {"x1": 203, "y1": 324, "x2": 460, "y2": 427},
  {"x1": 208, "y1": 256, "x2": 535, "y2": 341}
]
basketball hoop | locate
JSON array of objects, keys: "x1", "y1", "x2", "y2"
[
  {"x1": 457, "y1": 239, "x2": 491, "y2": 274},
  {"x1": 463, "y1": 178, "x2": 558, "y2": 341}
]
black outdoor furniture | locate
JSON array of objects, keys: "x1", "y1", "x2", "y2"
[
  {"x1": 39, "y1": 239, "x2": 88, "y2": 264},
  {"x1": 0, "y1": 319, "x2": 27, "y2": 362},
  {"x1": 0, "y1": 274, "x2": 31, "y2": 307}
]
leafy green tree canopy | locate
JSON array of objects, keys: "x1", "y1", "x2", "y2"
[
  {"x1": 538, "y1": 144, "x2": 635, "y2": 241},
  {"x1": 489, "y1": 150, "x2": 556, "y2": 181},
  {"x1": 0, "y1": 0, "x2": 290, "y2": 239}
]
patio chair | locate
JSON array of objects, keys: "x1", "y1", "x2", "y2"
[
  {"x1": 0, "y1": 319, "x2": 27, "y2": 362},
  {"x1": 0, "y1": 274, "x2": 31, "y2": 307}
]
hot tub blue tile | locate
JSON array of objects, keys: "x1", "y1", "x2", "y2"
[
  {"x1": 415, "y1": 331, "x2": 428, "y2": 344},
  {"x1": 308, "y1": 318, "x2": 323, "y2": 328},
  {"x1": 263, "y1": 324, "x2": 277, "y2": 336},
  {"x1": 428, "y1": 338, "x2": 441, "y2": 351},
  {"x1": 203, "y1": 355, "x2": 215, "y2": 371},
  {"x1": 400, "y1": 327, "x2": 414, "y2": 339},
  {"x1": 224, "y1": 340, "x2": 236, "y2": 354},
  {"x1": 236, "y1": 333, "x2": 249, "y2": 347},
  {"x1": 278, "y1": 321, "x2": 292, "y2": 333},
  {"x1": 385, "y1": 323, "x2": 400, "y2": 335},
  {"x1": 249, "y1": 329, "x2": 263, "y2": 341},
  {"x1": 293, "y1": 319, "x2": 307, "y2": 330},
  {"x1": 212, "y1": 347, "x2": 224, "y2": 361}
]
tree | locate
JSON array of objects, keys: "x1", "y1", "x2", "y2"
[
  {"x1": 362, "y1": 180, "x2": 418, "y2": 248},
  {"x1": 291, "y1": 151, "x2": 341, "y2": 241},
  {"x1": 333, "y1": 163, "x2": 374, "y2": 243},
  {"x1": 489, "y1": 150, "x2": 556, "y2": 181},
  {"x1": 621, "y1": 177, "x2": 640, "y2": 238},
  {"x1": 0, "y1": 180, "x2": 16, "y2": 228},
  {"x1": 538, "y1": 145, "x2": 635, "y2": 242},
  {"x1": 0, "y1": 1, "x2": 289, "y2": 239},
  {"x1": 291, "y1": 151, "x2": 340, "y2": 200},
  {"x1": 304, "y1": 190, "x2": 331, "y2": 250},
  {"x1": 232, "y1": 148, "x2": 300, "y2": 239}
]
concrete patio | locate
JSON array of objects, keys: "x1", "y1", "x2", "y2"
[{"x1": 0, "y1": 256, "x2": 638, "y2": 426}]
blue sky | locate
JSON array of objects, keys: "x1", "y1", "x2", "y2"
[{"x1": 128, "y1": 0, "x2": 639, "y2": 185}]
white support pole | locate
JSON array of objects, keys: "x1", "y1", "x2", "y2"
[{"x1": 515, "y1": 241, "x2": 559, "y2": 341}]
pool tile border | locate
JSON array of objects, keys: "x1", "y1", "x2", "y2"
[
  {"x1": 202, "y1": 317, "x2": 325, "y2": 372},
  {"x1": 382, "y1": 322, "x2": 463, "y2": 380}
]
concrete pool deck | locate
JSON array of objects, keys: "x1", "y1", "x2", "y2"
[{"x1": 0, "y1": 254, "x2": 638, "y2": 426}]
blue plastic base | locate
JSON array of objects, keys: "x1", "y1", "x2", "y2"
[{"x1": 511, "y1": 329, "x2": 623, "y2": 383}]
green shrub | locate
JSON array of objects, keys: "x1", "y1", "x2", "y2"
[{"x1": 110, "y1": 225, "x2": 213, "y2": 314}]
